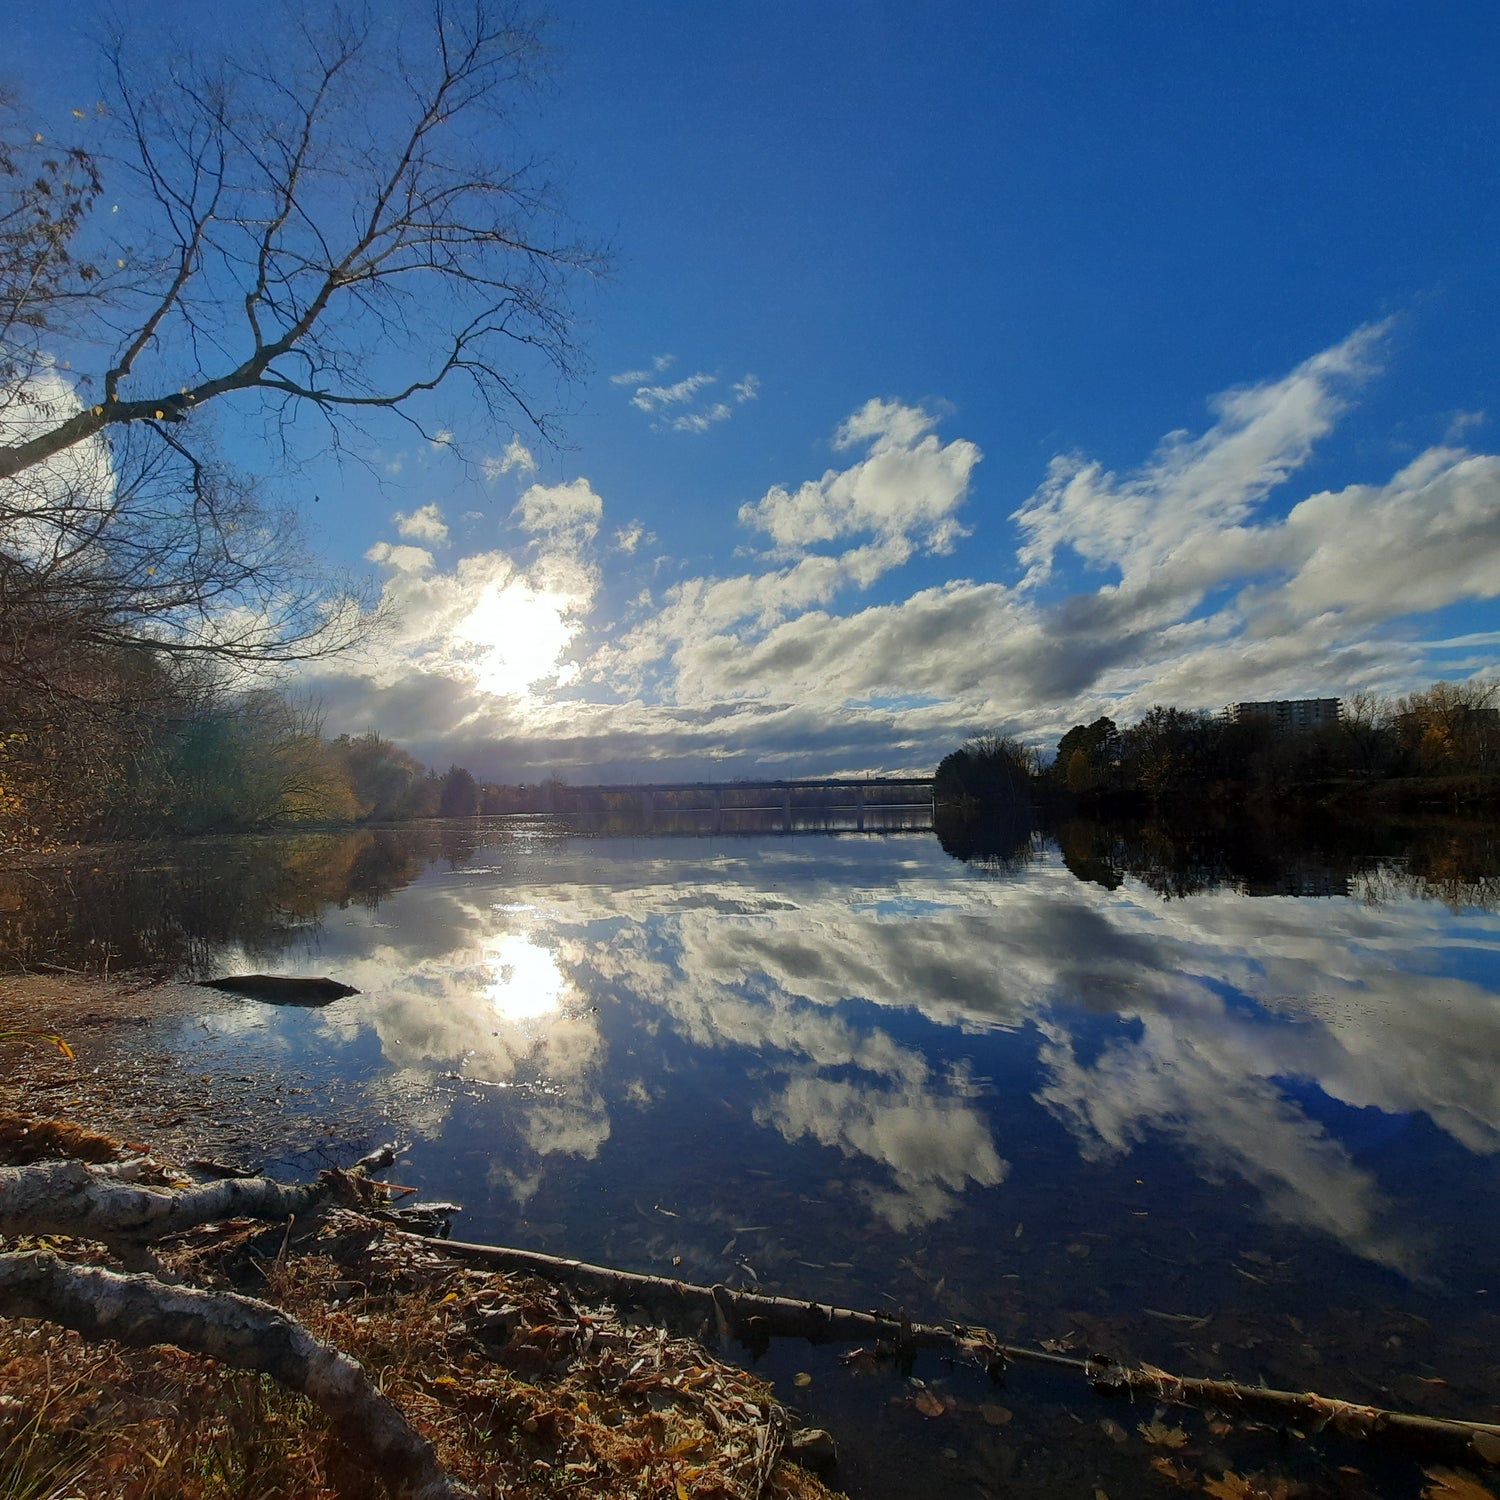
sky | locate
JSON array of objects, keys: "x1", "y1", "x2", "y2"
[{"x1": 8, "y1": 2, "x2": 1500, "y2": 782}]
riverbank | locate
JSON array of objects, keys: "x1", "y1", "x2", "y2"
[{"x1": 0, "y1": 976, "x2": 845, "y2": 1499}]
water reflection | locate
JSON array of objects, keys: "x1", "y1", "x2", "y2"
[{"x1": 6, "y1": 818, "x2": 1500, "y2": 1296}]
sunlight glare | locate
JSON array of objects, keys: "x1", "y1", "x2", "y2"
[
  {"x1": 483, "y1": 935, "x2": 567, "y2": 1023},
  {"x1": 454, "y1": 581, "x2": 574, "y2": 696}
]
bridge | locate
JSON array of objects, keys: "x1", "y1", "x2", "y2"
[{"x1": 533, "y1": 778, "x2": 935, "y2": 833}]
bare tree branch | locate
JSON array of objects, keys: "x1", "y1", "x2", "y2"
[{"x1": 0, "y1": 0, "x2": 602, "y2": 483}]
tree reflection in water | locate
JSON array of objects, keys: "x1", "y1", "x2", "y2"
[{"x1": 941, "y1": 808, "x2": 1500, "y2": 910}]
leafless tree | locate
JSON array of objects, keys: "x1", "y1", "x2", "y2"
[
  {"x1": 0, "y1": 0, "x2": 598, "y2": 769},
  {"x1": 1, "y1": 1, "x2": 600, "y2": 484}
]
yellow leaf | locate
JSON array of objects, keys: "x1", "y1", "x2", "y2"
[
  {"x1": 440, "y1": 1291, "x2": 459, "y2": 1303},
  {"x1": 1150, "y1": 1455, "x2": 1194, "y2": 1486},
  {"x1": 793, "y1": 1372, "x2": 811, "y2": 1387},
  {"x1": 676, "y1": 1483, "x2": 690, "y2": 1500},
  {"x1": 979, "y1": 1403, "x2": 1012, "y2": 1426},
  {"x1": 1204, "y1": 1473, "x2": 1254, "y2": 1500},
  {"x1": 1139, "y1": 1418, "x2": 1189, "y2": 1448}
]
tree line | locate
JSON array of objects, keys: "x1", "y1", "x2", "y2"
[
  {"x1": 0, "y1": 679, "x2": 523, "y2": 846},
  {"x1": 936, "y1": 678, "x2": 1500, "y2": 812}
]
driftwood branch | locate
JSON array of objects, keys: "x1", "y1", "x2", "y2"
[
  {"x1": 0, "y1": 1250, "x2": 469, "y2": 1499},
  {"x1": 414, "y1": 1234, "x2": 1500, "y2": 1471},
  {"x1": 0, "y1": 1152, "x2": 395, "y2": 1256}
]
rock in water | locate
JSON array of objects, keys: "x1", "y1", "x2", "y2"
[
  {"x1": 787, "y1": 1428, "x2": 838, "y2": 1476},
  {"x1": 197, "y1": 975, "x2": 359, "y2": 1006}
]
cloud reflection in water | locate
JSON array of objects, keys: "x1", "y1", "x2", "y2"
[{"x1": 292, "y1": 833, "x2": 1500, "y2": 1275}]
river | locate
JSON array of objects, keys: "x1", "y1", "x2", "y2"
[{"x1": 3, "y1": 814, "x2": 1498, "y2": 1498}]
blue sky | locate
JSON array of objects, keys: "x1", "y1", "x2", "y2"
[{"x1": 9, "y1": 2, "x2": 1500, "y2": 780}]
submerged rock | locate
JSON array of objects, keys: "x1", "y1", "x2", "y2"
[
  {"x1": 788, "y1": 1427, "x2": 839, "y2": 1476},
  {"x1": 197, "y1": 974, "x2": 359, "y2": 1006}
]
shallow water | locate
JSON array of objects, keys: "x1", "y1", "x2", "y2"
[{"x1": 7, "y1": 816, "x2": 1500, "y2": 1497}]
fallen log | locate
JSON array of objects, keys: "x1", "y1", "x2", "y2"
[
  {"x1": 412, "y1": 1234, "x2": 1500, "y2": 1472},
  {"x1": 0, "y1": 1250, "x2": 470, "y2": 1499},
  {"x1": 0, "y1": 1159, "x2": 373, "y2": 1255}
]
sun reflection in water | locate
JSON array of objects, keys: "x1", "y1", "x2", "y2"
[{"x1": 483, "y1": 935, "x2": 566, "y2": 1023}]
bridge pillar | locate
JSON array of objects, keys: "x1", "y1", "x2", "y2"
[
  {"x1": 856, "y1": 784, "x2": 866, "y2": 832},
  {"x1": 782, "y1": 786, "x2": 792, "y2": 831},
  {"x1": 712, "y1": 787, "x2": 722, "y2": 834}
]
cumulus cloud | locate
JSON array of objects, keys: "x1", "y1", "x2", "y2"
[
  {"x1": 515, "y1": 478, "x2": 603, "y2": 543},
  {"x1": 738, "y1": 398, "x2": 979, "y2": 552},
  {"x1": 732, "y1": 374, "x2": 760, "y2": 402},
  {"x1": 393, "y1": 503, "x2": 449, "y2": 545}
]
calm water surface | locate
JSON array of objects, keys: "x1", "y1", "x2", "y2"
[{"x1": 6, "y1": 817, "x2": 1499, "y2": 1497}]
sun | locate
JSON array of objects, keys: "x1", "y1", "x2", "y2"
[{"x1": 454, "y1": 580, "x2": 575, "y2": 696}]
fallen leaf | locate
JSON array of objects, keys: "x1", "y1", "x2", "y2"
[
  {"x1": 1203, "y1": 1474, "x2": 1254, "y2": 1500},
  {"x1": 979, "y1": 1403, "x2": 1012, "y2": 1426},
  {"x1": 1139, "y1": 1418, "x2": 1190, "y2": 1449},
  {"x1": 914, "y1": 1389, "x2": 945, "y2": 1418},
  {"x1": 793, "y1": 1372, "x2": 812, "y2": 1388},
  {"x1": 1099, "y1": 1419, "x2": 1128, "y2": 1443},
  {"x1": 1150, "y1": 1455, "x2": 1195, "y2": 1486},
  {"x1": 1424, "y1": 1469, "x2": 1498, "y2": 1500}
]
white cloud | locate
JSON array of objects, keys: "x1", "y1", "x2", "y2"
[
  {"x1": 1013, "y1": 323, "x2": 1384, "y2": 589},
  {"x1": 483, "y1": 435, "x2": 537, "y2": 480},
  {"x1": 515, "y1": 477, "x2": 603, "y2": 543},
  {"x1": 365, "y1": 540, "x2": 435, "y2": 573},
  {"x1": 610, "y1": 354, "x2": 675, "y2": 385},
  {"x1": 630, "y1": 373, "x2": 715, "y2": 412},
  {"x1": 670, "y1": 402, "x2": 732, "y2": 433},
  {"x1": 738, "y1": 398, "x2": 979, "y2": 552},
  {"x1": 733, "y1": 374, "x2": 760, "y2": 403},
  {"x1": 615, "y1": 521, "x2": 645, "y2": 554},
  {"x1": 393, "y1": 502, "x2": 449, "y2": 545}
]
